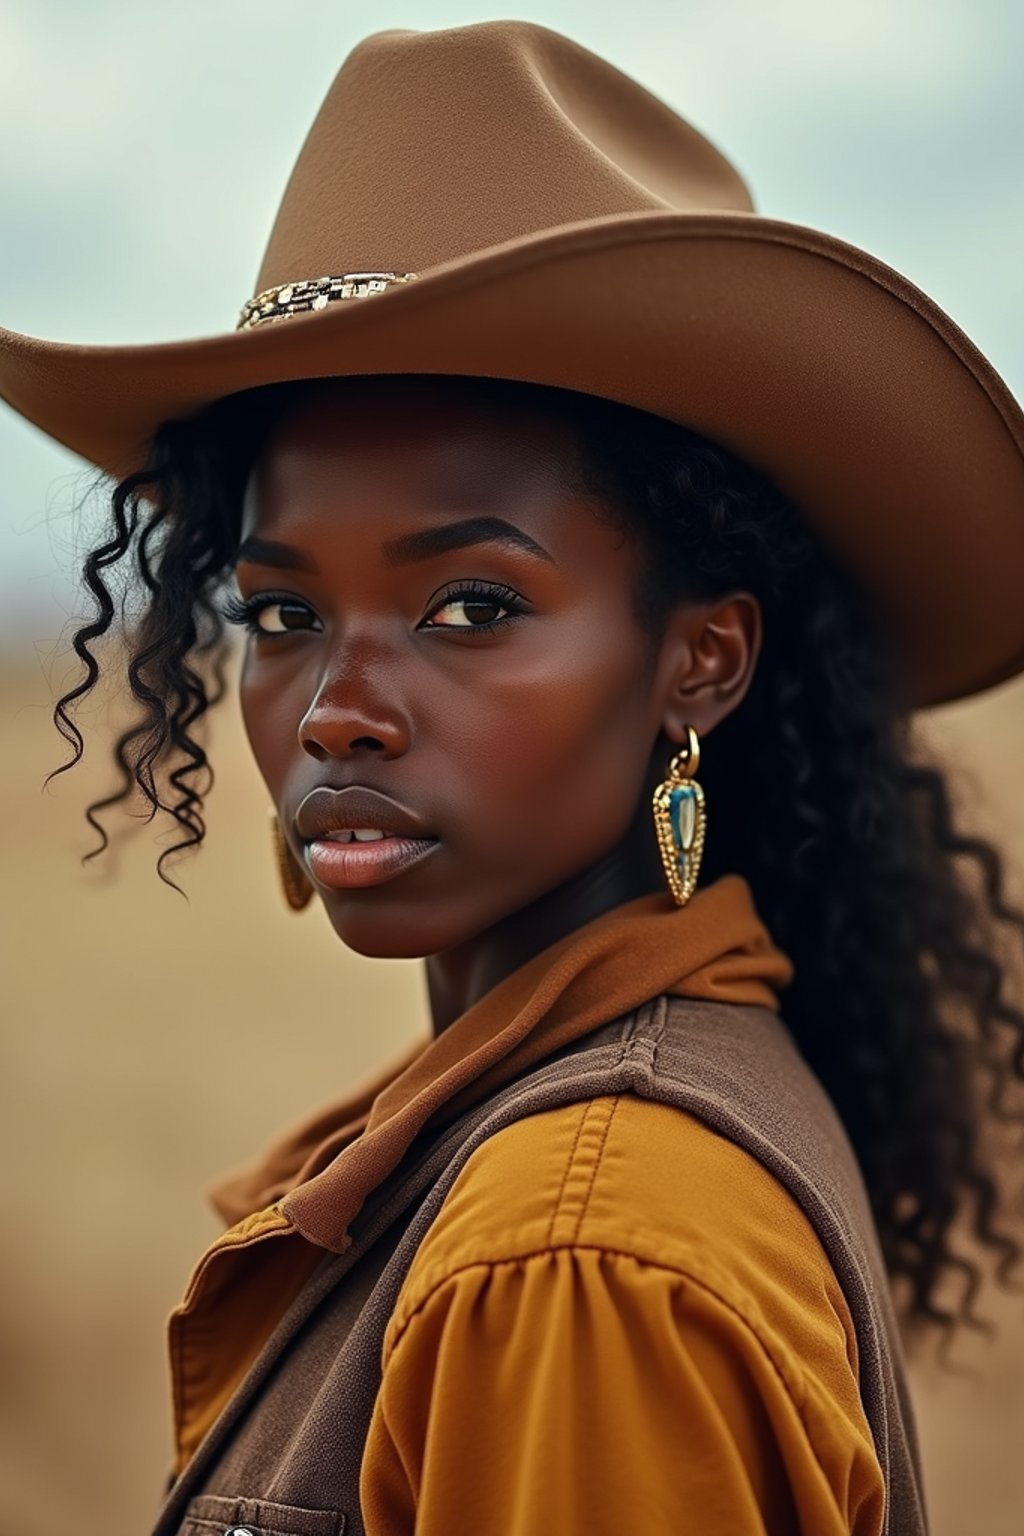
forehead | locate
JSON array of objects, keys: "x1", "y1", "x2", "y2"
[{"x1": 240, "y1": 376, "x2": 589, "y2": 539}]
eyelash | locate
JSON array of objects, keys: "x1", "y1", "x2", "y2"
[
  {"x1": 219, "y1": 590, "x2": 315, "y2": 638},
  {"x1": 219, "y1": 579, "x2": 529, "y2": 640}
]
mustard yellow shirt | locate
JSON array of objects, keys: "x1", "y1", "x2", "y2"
[{"x1": 360, "y1": 1093, "x2": 885, "y2": 1535}]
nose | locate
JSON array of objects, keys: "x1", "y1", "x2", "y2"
[{"x1": 298, "y1": 649, "x2": 412, "y2": 762}]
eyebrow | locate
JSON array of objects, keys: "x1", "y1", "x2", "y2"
[
  {"x1": 234, "y1": 536, "x2": 318, "y2": 572},
  {"x1": 381, "y1": 516, "x2": 554, "y2": 567},
  {"x1": 234, "y1": 517, "x2": 555, "y2": 572}
]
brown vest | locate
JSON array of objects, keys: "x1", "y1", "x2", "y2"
[{"x1": 153, "y1": 996, "x2": 929, "y2": 1536}]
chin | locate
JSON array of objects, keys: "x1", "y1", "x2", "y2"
[{"x1": 319, "y1": 896, "x2": 495, "y2": 960}]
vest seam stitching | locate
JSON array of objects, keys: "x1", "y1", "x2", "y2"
[{"x1": 650, "y1": 993, "x2": 670, "y2": 1068}]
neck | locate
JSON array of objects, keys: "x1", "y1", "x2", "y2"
[{"x1": 424, "y1": 803, "x2": 664, "y2": 1036}]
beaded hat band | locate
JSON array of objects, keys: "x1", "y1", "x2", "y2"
[{"x1": 236, "y1": 272, "x2": 417, "y2": 331}]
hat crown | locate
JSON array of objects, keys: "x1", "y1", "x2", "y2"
[{"x1": 253, "y1": 20, "x2": 753, "y2": 292}]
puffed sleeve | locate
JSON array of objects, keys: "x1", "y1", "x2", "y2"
[{"x1": 360, "y1": 1244, "x2": 885, "y2": 1536}]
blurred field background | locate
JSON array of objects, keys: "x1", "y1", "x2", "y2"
[
  {"x1": 2, "y1": 1, "x2": 1023, "y2": 1532},
  {"x1": 3, "y1": 650, "x2": 1024, "y2": 1536}
]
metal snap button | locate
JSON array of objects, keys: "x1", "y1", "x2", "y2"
[{"x1": 222, "y1": 1527, "x2": 259, "y2": 1536}]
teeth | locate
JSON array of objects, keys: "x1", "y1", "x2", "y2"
[{"x1": 323, "y1": 828, "x2": 389, "y2": 842}]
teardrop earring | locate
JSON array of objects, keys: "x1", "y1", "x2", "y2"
[
  {"x1": 269, "y1": 808, "x2": 314, "y2": 912},
  {"x1": 651, "y1": 725, "x2": 707, "y2": 907}
]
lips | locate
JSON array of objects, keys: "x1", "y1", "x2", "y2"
[{"x1": 294, "y1": 785, "x2": 440, "y2": 892}]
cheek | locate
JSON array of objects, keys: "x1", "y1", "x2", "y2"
[
  {"x1": 237, "y1": 650, "x2": 305, "y2": 792},
  {"x1": 438, "y1": 617, "x2": 654, "y2": 841}
]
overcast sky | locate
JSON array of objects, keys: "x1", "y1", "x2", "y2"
[{"x1": 1, "y1": 0, "x2": 1022, "y2": 646}]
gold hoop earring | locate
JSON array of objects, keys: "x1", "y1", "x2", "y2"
[
  {"x1": 651, "y1": 725, "x2": 707, "y2": 907},
  {"x1": 269, "y1": 809, "x2": 314, "y2": 912}
]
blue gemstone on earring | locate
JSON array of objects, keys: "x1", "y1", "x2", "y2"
[{"x1": 669, "y1": 784, "x2": 697, "y2": 852}]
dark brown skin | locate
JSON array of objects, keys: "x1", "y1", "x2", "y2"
[{"x1": 235, "y1": 378, "x2": 762, "y2": 1035}]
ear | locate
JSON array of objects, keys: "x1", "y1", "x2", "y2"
[{"x1": 654, "y1": 593, "x2": 763, "y2": 747}]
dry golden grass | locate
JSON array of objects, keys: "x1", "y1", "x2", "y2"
[{"x1": 2, "y1": 648, "x2": 1022, "y2": 1535}]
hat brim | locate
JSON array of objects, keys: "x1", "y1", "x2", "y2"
[{"x1": 2, "y1": 209, "x2": 1023, "y2": 708}]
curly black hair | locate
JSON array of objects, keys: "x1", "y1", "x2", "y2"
[{"x1": 46, "y1": 374, "x2": 1024, "y2": 1359}]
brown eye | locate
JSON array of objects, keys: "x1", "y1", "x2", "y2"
[
  {"x1": 422, "y1": 581, "x2": 527, "y2": 631},
  {"x1": 429, "y1": 596, "x2": 508, "y2": 627},
  {"x1": 254, "y1": 600, "x2": 316, "y2": 634},
  {"x1": 222, "y1": 593, "x2": 321, "y2": 637}
]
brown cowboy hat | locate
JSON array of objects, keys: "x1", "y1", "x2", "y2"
[{"x1": 2, "y1": 20, "x2": 1022, "y2": 707}]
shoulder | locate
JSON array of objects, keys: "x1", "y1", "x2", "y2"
[
  {"x1": 370, "y1": 1093, "x2": 885, "y2": 1536},
  {"x1": 389, "y1": 1092, "x2": 859, "y2": 1389}
]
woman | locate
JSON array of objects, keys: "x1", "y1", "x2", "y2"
[{"x1": 3, "y1": 19, "x2": 1024, "y2": 1536}]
